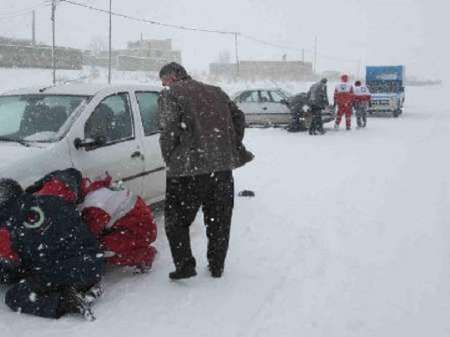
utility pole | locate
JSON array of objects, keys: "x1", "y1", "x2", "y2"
[
  {"x1": 313, "y1": 36, "x2": 318, "y2": 74},
  {"x1": 234, "y1": 32, "x2": 240, "y2": 78},
  {"x1": 32, "y1": 10, "x2": 36, "y2": 45},
  {"x1": 108, "y1": 0, "x2": 112, "y2": 84},
  {"x1": 357, "y1": 58, "x2": 362, "y2": 79},
  {"x1": 51, "y1": 1, "x2": 56, "y2": 85}
]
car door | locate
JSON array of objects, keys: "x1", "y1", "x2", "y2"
[
  {"x1": 70, "y1": 91, "x2": 145, "y2": 196},
  {"x1": 256, "y1": 90, "x2": 291, "y2": 124},
  {"x1": 235, "y1": 90, "x2": 261, "y2": 125},
  {"x1": 237, "y1": 90, "x2": 261, "y2": 114},
  {"x1": 133, "y1": 91, "x2": 165, "y2": 204}
]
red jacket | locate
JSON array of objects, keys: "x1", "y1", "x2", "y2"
[
  {"x1": 334, "y1": 82, "x2": 354, "y2": 106},
  {"x1": 0, "y1": 228, "x2": 19, "y2": 263},
  {"x1": 353, "y1": 85, "x2": 371, "y2": 103},
  {"x1": 80, "y1": 187, "x2": 157, "y2": 268},
  {"x1": 35, "y1": 175, "x2": 157, "y2": 268}
]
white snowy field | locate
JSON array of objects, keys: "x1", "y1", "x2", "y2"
[{"x1": 0, "y1": 68, "x2": 449, "y2": 336}]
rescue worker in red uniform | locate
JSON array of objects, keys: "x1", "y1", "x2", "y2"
[
  {"x1": 79, "y1": 180, "x2": 157, "y2": 272},
  {"x1": 334, "y1": 74, "x2": 354, "y2": 130},
  {"x1": 353, "y1": 80, "x2": 371, "y2": 128},
  {"x1": 29, "y1": 169, "x2": 158, "y2": 273}
]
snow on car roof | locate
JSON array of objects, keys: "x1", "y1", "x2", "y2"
[{"x1": 1, "y1": 83, "x2": 162, "y2": 96}]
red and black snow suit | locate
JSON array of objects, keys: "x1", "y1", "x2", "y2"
[
  {"x1": 33, "y1": 170, "x2": 158, "y2": 270},
  {"x1": 79, "y1": 184, "x2": 157, "y2": 269},
  {"x1": 0, "y1": 180, "x2": 104, "y2": 319},
  {"x1": 334, "y1": 76, "x2": 354, "y2": 129}
]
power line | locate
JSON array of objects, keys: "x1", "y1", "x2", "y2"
[
  {"x1": 60, "y1": 0, "x2": 360, "y2": 65},
  {"x1": 59, "y1": 0, "x2": 238, "y2": 35},
  {"x1": 239, "y1": 33, "x2": 313, "y2": 54}
]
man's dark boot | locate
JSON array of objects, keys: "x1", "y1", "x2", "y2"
[
  {"x1": 208, "y1": 264, "x2": 223, "y2": 278},
  {"x1": 61, "y1": 287, "x2": 96, "y2": 321},
  {"x1": 169, "y1": 258, "x2": 197, "y2": 280}
]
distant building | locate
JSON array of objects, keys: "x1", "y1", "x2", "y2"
[
  {"x1": 0, "y1": 36, "x2": 82, "y2": 70},
  {"x1": 85, "y1": 38, "x2": 182, "y2": 72},
  {"x1": 210, "y1": 60, "x2": 314, "y2": 81}
]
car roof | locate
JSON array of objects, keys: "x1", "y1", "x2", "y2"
[
  {"x1": 2, "y1": 83, "x2": 162, "y2": 96},
  {"x1": 239, "y1": 88, "x2": 284, "y2": 92}
]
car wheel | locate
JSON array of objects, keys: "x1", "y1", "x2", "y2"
[{"x1": 393, "y1": 109, "x2": 401, "y2": 118}]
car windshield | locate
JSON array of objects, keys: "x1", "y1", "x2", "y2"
[
  {"x1": 367, "y1": 81, "x2": 401, "y2": 93},
  {"x1": 278, "y1": 89, "x2": 292, "y2": 98},
  {"x1": 0, "y1": 94, "x2": 89, "y2": 143}
]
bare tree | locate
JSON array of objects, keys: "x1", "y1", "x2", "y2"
[{"x1": 89, "y1": 36, "x2": 107, "y2": 56}]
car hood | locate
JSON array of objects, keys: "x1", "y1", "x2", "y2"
[{"x1": 0, "y1": 143, "x2": 45, "y2": 170}]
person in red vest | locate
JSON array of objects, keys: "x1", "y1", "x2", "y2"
[
  {"x1": 79, "y1": 178, "x2": 157, "y2": 273},
  {"x1": 353, "y1": 80, "x2": 371, "y2": 128},
  {"x1": 29, "y1": 169, "x2": 158, "y2": 273},
  {"x1": 334, "y1": 74, "x2": 354, "y2": 130}
]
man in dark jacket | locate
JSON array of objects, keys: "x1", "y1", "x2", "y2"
[
  {"x1": 158, "y1": 62, "x2": 253, "y2": 280},
  {"x1": 0, "y1": 178, "x2": 104, "y2": 320},
  {"x1": 286, "y1": 92, "x2": 309, "y2": 132},
  {"x1": 307, "y1": 78, "x2": 329, "y2": 135}
]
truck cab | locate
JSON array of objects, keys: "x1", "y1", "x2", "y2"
[{"x1": 366, "y1": 66, "x2": 405, "y2": 117}]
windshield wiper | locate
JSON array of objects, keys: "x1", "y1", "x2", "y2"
[{"x1": 0, "y1": 137, "x2": 31, "y2": 147}]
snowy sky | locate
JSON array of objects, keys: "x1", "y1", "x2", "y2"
[{"x1": 0, "y1": 0, "x2": 448, "y2": 78}]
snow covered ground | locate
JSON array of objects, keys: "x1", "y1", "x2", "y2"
[{"x1": 0, "y1": 68, "x2": 449, "y2": 336}]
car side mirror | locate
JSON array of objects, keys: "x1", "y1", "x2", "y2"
[
  {"x1": 280, "y1": 99, "x2": 289, "y2": 106},
  {"x1": 74, "y1": 136, "x2": 106, "y2": 150}
]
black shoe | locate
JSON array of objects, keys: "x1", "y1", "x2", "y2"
[
  {"x1": 83, "y1": 283, "x2": 104, "y2": 304},
  {"x1": 64, "y1": 287, "x2": 96, "y2": 321},
  {"x1": 208, "y1": 262, "x2": 224, "y2": 278},
  {"x1": 209, "y1": 265, "x2": 223, "y2": 278},
  {"x1": 169, "y1": 266, "x2": 197, "y2": 280}
]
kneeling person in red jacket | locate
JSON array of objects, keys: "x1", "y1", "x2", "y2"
[
  {"x1": 80, "y1": 180, "x2": 157, "y2": 272},
  {"x1": 30, "y1": 169, "x2": 158, "y2": 273}
]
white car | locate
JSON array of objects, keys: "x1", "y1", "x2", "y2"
[
  {"x1": 0, "y1": 83, "x2": 165, "y2": 205},
  {"x1": 232, "y1": 88, "x2": 292, "y2": 126}
]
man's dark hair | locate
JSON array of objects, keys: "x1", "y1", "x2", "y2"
[{"x1": 159, "y1": 62, "x2": 190, "y2": 80}]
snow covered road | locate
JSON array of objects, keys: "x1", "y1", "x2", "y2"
[{"x1": 0, "y1": 84, "x2": 449, "y2": 337}]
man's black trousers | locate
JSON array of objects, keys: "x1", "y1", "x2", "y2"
[
  {"x1": 165, "y1": 170, "x2": 234, "y2": 272},
  {"x1": 309, "y1": 106, "x2": 324, "y2": 134}
]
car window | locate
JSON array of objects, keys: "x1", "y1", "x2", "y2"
[
  {"x1": 135, "y1": 92, "x2": 160, "y2": 136},
  {"x1": 239, "y1": 91, "x2": 259, "y2": 103},
  {"x1": 259, "y1": 91, "x2": 272, "y2": 103},
  {"x1": 85, "y1": 92, "x2": 133, "y2": 144},
  {"x1": 0, "y1": 95, "x2": 88, "y2": 142},
  {"x1": 270, "y1": 91, "x2": 285, "y2": 103},
  {"x1": 0, "y1": 98, "x2": 26, "y2": 135}
]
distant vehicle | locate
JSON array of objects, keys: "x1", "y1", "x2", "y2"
[
  {"x1": 232, "y1": 88, "x2": 293, "y2": 126},
  {"x1": 233, "y1": 88, "x2": 334, "y2": 127},
  {"x1": 366, "y1": 65, "x2": 405, "y2": 117},
  {"x1": 0, "y1": 84, "x2": 165, "y2": 205}
]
